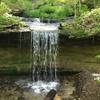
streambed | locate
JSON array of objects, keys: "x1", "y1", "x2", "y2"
[
  {"x1": 0, "y1": 74, "x2": 76, "y2": 100},
  {"x1": 0, "y1": 71, "x2": 99, "y2": 100}
]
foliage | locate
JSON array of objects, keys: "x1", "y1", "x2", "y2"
[
  {"x1": 31, "y1": 5, "x2": 73, "y2": 19},
  {"x1": 95, "y1": 55, "x2": 100, "y2": 59},
  {"x1": 32, "y1": 0, "x2": 92, "y2": 19},
  {"x1": 0, "y1": 2, "x2": 25, "y2": 30},
  {"x1": 1, "y1": 0, "x2": 33, "y2": 17},
  {"x1": 60, "y1": 8, "x2": 100, "y2": 38},
  {"x1": 0, "y1": 2, "x2": 11, "y2": 15},
  {"x1": 81, "y1": 0, "x2": 100, "y2": 9},
  {"x1": 1, "y1": 0, "x2": 32, "y2": 10},
  {"x1": 0, "y1": 0, "x2": 90, "y2": 19},
  {"x1": 31, "y1": 0, "x2": 87, "y2": 19},
  {"x1": 1, "y1": 0, "x2": 99, "y2": 19}
]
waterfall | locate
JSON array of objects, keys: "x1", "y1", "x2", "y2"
[
  {"x1": 28, "y1": 18, "x2": 59, "y2": 82},
  {"x1": 22, "y1": 18, "x2": 59, "y2": 93},
  {"x1": 16, "y1": 19, "x2": 59, "y2": 94},
  {"x1": 31, "y1": 29, "x2": 58, "y2": 81}
]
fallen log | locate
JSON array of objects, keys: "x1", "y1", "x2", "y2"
[{"x1": 44, "y1": 89, "x2": 57, "y2": 100}]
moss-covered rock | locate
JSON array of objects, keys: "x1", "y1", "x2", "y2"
[
  {"x1": 0, "y1": 2, "x2": 26, "y2": 31},
  {"x1": 60, "y1": 8, "x2": 100, "y2": 38}
]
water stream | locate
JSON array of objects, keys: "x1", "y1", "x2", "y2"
[
  {"x1": 31, "y1": 30, "x2": 58, "y2": 81},
  {"x1": 25, "y1": 18, "x2": 59, "y2": 94}
]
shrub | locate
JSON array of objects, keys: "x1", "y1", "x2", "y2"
[
  {"x1": 0, "y1": 2, "x2": 25, "y2": 30},
  {"x1": 1, "y1": 0, "x2": 89, "y2": 19},
  {"x1": 0, "y1": 2, "x2": 11, "y2": 15},
  {"x1": 60, "y1": 8, "x2": 100, "y2": 38}
]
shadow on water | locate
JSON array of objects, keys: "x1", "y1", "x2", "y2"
[{"x1": 0, "y1": 32, "x2": 32, "y2": 75}]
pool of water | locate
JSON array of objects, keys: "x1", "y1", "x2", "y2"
[{"x1": 0, "y1": 75, "x2": 76, "y2": 100}]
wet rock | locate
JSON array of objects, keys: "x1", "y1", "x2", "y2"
[
  {"x1": 58, "y1": 80, "x2": 75, "y2": 100},
  {"x1": 44, "y1": 89, "x2": 56, "y2": 100},
  {"x1": 75, "y1": 71, "x2": 100, "y2": 100},
  {"x1": 0, "y1": 78, "x2": 24, "y2": 100},
  {"x1": 11, "y1": 9, "x2": 24, "y2": 16}
]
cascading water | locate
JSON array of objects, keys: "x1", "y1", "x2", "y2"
[
  {"x1": 32, "y1": 30, "x2": 58, "y2": 81},
  {"x1": 25, "y1": 19, "x2": 59, "y2": 94},
  {"x1": 15, "y1": 19, "x2": 59, "y2": 94}
]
